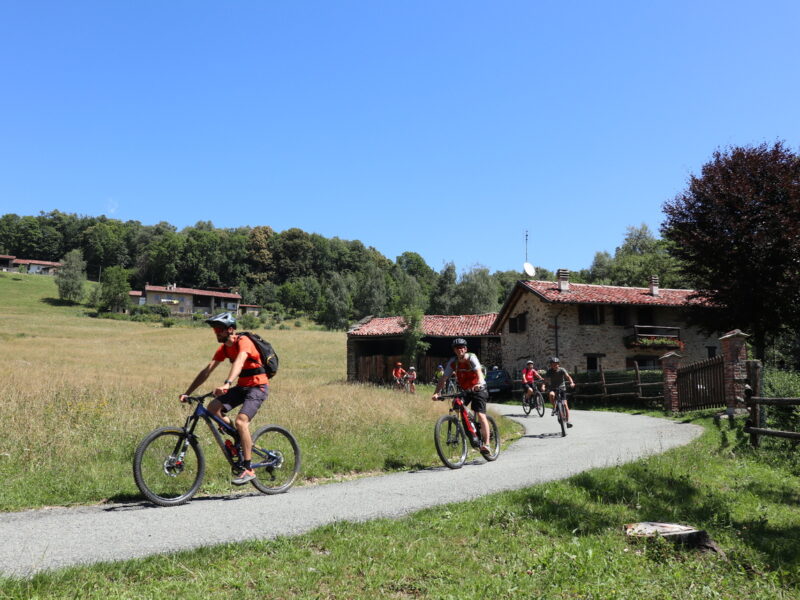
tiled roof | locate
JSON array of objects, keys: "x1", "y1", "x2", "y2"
[
  {"x1": 128, "y1": 290, "x2": 143, "y2": 296},
  {"x1": 520, "y1": 280, "x2": 712, "y2": 307},
  {"x1": 349, "y1": 313, "x2": 498, "y2": 337},
  {"x1": 13, "y1": 259, "x2": 63, "y2": 267},
  {"x1": 144, "y1": 285, "x2": 241, "y2": 300}
]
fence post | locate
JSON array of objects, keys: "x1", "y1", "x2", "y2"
[
  {"x1": 660, "y1": 351, "x2": 682, "y2": 412},
  {"x1": 719, "y1": 329, "x2": 750, "y2": 417},
  {"x1": 746, "y1": 360, "x2": 763, "y2": 447},
  {"x1": 634, "y1": 361, "x2": 642, "y2": 401}
]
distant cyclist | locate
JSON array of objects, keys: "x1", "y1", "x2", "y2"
[
  {"x1": 392, "y1": 362, "x2": 407, "y2": 390},
  {"x1": 406, "y1": 366, "x2": 417, "y2": 394},
  {"x1": 432, "y1": 338, "x2": 492, "y2": 455},
  {"x1": 433, "y1": 364, "x2": 444, "y2": 384},
  {"x1": 521, "y1": 360, "x2": 544, "y2": 403},
  {"x1": 543, "y1": 357, "x2": 575, "y2": 428}
]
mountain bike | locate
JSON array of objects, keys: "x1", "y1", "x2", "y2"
[
  {"x1": 521, "y1": 384, "x2": 546, "y2": 417},
  {"x1": 551, "y1": 388, "x2": 569, "y2": 437},
  {"x1": 133, "y1": 393, "x2": 301, "y2": 507},
  {"x1": 433, "y1": 391, "x2": 500, "y2": 469}
]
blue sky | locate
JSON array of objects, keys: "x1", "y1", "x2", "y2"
[{"x1": 1, "y1": 1, "x2": 797, "y2": 276}]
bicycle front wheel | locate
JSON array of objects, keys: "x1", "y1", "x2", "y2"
[
  {"x1": 482, "y1": 415, "x2": 500, "y2": 461},
  {"x1": 557, "y1": 401, "x2": 567, "y2": 437},
  {"x1": 534, "y1": 391, "x2": 546, "y2": 417},
  {"x1": 521, "y1": 393, "x2": 532, "y2": 416},
  {"x1": 133, "y1": 427, "x2": 205, "y2": 507},
  {"x1": 434, "y1": 414, "x2": 467, "y2": 469},
  {"x1": 249, "y1": 425, "x2": 301, "y2": 494}
]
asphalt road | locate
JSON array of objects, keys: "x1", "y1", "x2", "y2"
[{"x1": 0, "y1": 404, "x2": 703, "y2": 577}]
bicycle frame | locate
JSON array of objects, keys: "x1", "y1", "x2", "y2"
[{"x1": 447, "y1": 396, "x2": 481, "y2": 444}]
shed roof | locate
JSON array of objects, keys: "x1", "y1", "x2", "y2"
[
  {"x1": 144, "y1": 284, "x2": 241, "y2": 300},
  {"x1": 348, "y1": 313, "x2": 498, "y2": 338}
]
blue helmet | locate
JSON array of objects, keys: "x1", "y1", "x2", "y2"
[{"x1": 205, "y1": 312, "x2": 237, "y2": 329}]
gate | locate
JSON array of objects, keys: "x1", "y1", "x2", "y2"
[{"x1": 676, "y1": 355, "x2": 725, "y2": 411}]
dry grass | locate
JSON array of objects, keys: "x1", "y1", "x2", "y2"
[{"x1": 0, "y1": 274, "x2": 515, "y2": 510}]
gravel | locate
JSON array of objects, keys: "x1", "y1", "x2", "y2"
[{"x1": 0, "y1": 404, "x2": 702, "y2": 577}]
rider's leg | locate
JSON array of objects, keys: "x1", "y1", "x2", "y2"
[
  {"x1": 548, "y1": 390, "x2": 556, "y2": 409},
  {"x1": 476, "y1": 411, "x2": 491, "y2": 446},
  {"x1": 235, "y1": 412, "x2": 253, "y2": 461},
  {"x1": 208, "y1": 398, "x2": 232, "y2": 428}
]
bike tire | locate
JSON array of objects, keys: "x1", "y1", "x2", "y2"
[
  {"x1": 521, "y1": 393, "x2": 532, "y2": 416},
  {"x1": 249, "y1": 425, "x2": 302, "y2": 494},
  {"x1": 535, "y1": 391, "x2": 546, "y2": 417},
  {"x1": 434, "y1": 414, "x2": 467, "y2": 469},
  {"x1": 481, "y1": 415, "x2": 500, "y2": 461},
  {"x1": 557, "y1": 400, "x2": 567, "y2": 437},
  {"x1": 133, "y1": 427, "x2": 205, "y2": 507}
]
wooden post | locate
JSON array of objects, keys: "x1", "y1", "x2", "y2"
[
  {"x1": 746, "y1": 360, "x2": 763, "y2": 448},
  {"x1": 634, "y1": 361, "x2": 642, "y2": 401},
  {"x1": 600, "y1": 365, "x2": 607, "y2": 399}
]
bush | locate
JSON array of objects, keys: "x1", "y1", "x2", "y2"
[
  {"x1": 238, "y1": 312, "x2": 260, "y2": 331},
  {"x1": 762, "y1": 368, "x2": 800, "y2": 446},
  {"x1": 162, "y1": 318, "x2": 175, "y2": 328}
]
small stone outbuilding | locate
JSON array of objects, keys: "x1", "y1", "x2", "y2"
[{"x1": 347, "y1": 313, "x2": 500, "y2": 384}]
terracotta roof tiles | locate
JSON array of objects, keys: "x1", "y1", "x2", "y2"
[
  {"x1": 349, "y1": 313, "x2": 498, "y2": 337},
  {"x1": 520, "y1": 280, "x2": 712, "y2": 307}
]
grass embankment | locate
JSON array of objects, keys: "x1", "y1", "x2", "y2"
[
  {"x1": 0, "y1": 273, "x2": 519, "y2": 510},
  {"x1": 3, "y1": 414, "x2": 799, "y2": 598}
]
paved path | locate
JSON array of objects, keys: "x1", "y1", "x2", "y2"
[{"x1": 0, "y1": 405, "x2": 703, "y2": 577}]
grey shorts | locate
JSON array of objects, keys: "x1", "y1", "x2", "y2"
[{"x1": 218, "y1": 385, "x2": 268, "y2": 420}]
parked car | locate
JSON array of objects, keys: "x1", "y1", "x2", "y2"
[{"x1": 485, "y1": 368, "x2": 513, "y2": 397}]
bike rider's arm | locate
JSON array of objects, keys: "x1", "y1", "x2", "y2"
[
  {"x1": 213, "y1": 350, "x2": 249, "y2": 397},
  {"x1": 180, "y1": 360, "x2": 222, "y2": 401}
]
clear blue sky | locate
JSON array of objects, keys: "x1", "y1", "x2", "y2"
[{"x1": 1, "y1": 1, "x2": 797, "y2": 276}]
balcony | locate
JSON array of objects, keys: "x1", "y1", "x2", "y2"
[{"x1": 623, "y1": 325, "x2": 684, "y2": 351}]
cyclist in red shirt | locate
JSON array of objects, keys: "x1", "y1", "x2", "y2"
[
  {"x1": 521, "y1": 360, "x2": 544, "y2": 404},
  {"x1": 432, "y1": 338, "x2": 492, "y2": 455},
  {"x1": 392, "y1": 362, "x2": 407, "y2": 390},
  {"x1": 180, "y1": 312, "x2": 268, "y2": 485}
]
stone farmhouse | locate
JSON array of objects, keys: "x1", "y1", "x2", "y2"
[
  {"x1": 347, "y1": 313, "x2": 500, "y2": 384},
  {"x1": 129, "y1": 283, "x2": 241, "y2": 316},
  {"x1": 0, "y1": 255, "x2": 62, "y2": 275},
  {"x1": 490, "y1": 270, "x2": 720, "y2": 375}
]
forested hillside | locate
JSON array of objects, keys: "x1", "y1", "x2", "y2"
[{"x1": 0, "y1": 211, "x2": 684, "y2": 328}]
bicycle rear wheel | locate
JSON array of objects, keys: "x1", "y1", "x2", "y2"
[
  {"x1": 557, "y1": 400, "x2": 567, "y2": 437},
  {"x1": 133, "y1": 427, "x2": 205, "y2": 507},
  {"x1": 534, "y1": 391, "x2": 546, "y2": 417},
  {"x1": 249, "y1": 425, "x2": 302, "y2": 494},
  {"x1": 434, "y1": 414, "x2": 467, "y2": 469},
  {"x1": 481, "y1": 415, "x2": 500, "y2": 461}
]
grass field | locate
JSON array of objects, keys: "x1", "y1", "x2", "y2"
[
  {"x1": 1, "y1": 273, "x2": 799, "y2": 598},
  {"x1": 0, "y1": 272, "x2": 519, "y2": 511}
]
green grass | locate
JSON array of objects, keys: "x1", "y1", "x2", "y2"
[{"x1": 2, "y1": 415, "x2": 798, "y2": 598}]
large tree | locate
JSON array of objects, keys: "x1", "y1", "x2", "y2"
[
  {"x1": 55, "y1": 249, "x2": 87, "y2": 303},
  {"x1": 661, "y1": 142, "x2": 800, "y2": 359}
]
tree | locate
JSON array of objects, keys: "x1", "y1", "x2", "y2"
[
  {"x1": 55, "y1": 249, "x2": 87, "y2": 303},
  {"x1": 661, "y1": 142, "x2": 800, "y2": 359},
  {"x1": 428, "y1": 262, "x2": 458, "y2": 314},
  {"x1": 453, "y1": 266, "x2": 498, "y2": 314},
  {"x1": 97, "y1": 266, "x2": 132, "y2": 312},
  {"x1": 318, "y1": 272, "x2": 354, "y2": 330},
  {"x1": 353, "y1": 261, "x2": 388, "y2": 317},
  {"x1": 402, "y1": 307, "x2": 430, "y2": 366}
]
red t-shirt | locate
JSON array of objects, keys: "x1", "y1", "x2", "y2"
[
  {"x1": 522, "y1": 367, "x2": 541, "y2": 384},
  {"x1": 213, "y1": 334, "x2": 269, "y2": 387},
  {"x1": 393, "y1": 367, "x2": 407, "y2": 379}
]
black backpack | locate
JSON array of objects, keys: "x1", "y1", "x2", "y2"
[{"x1": 238, "y1": 331, "x2": 279, "y2": 378}]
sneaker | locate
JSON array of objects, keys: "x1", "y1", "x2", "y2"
[
  {"x1": 480, "y1": 444, "x2": 491, "y2": 455},
  {"x1": 232, "y1": 469, "x2": 256, "y2": 485},
  {"x1": 567, "y1": 422, "x2": 573, "y2": 428}
]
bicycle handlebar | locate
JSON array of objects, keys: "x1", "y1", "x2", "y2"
[{"x1": 183, "y1": 392, "x2": 215, "y2": 404}]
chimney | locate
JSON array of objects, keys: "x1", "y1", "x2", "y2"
[
  {"x1": 650, "y1": 275, "x2": 660, "y2": 297},
  {"x1": 557, "y1": 269, "x2": 570, "y2": 292}
]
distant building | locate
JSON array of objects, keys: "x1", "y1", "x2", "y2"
[
  {"x1": 0, "y1": 255, "x2": 62, "y2": 275},
  {"x1": 128, "y1": 283, "x2": 241, "y2": 316}
]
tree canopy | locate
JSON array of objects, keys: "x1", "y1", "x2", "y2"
[{"x1": 661, "y1": 141, "x2": 800, "y2": 358}]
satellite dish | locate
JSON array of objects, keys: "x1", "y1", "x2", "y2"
[{"x1": 523, "y1": 262, "x2": 536, "y2": 277}]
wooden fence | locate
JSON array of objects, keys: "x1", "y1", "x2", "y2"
[
  {"x1": 571, "y1": 363, "x2": 663, "y2": 404},
  {"x1": 743, "y1": 386, "x2": 800, "y2": 448},
  {"x1": 675, "y1": 355, "x2": 725, "y2": 411}
]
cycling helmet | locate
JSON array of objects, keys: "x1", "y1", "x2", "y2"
[
  {"x1": 451, "y1": 338, "x2": 468, "y2": 348},
  {"x1": 409, "y1": 366, "x2": 416, "y2": 371},
  {"x1": 550, "y1": 356, "x2": 560, "y2": 364},
  {"x1": 396, "y1": 362, "x2": 402, "y2": 366},
  {"x1": 205, "y1": 312, "x2": 237, "y2": 329},
  {"x1": 526, "y1": 360, "x2": 534, "y2": 365},
  {"x1": 437, "y1": 364, "x2": 443, "y2": 369}
]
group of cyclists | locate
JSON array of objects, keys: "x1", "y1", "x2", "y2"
[{"x1": 184, "y1": 312, "x2": 573, "y2": 485}]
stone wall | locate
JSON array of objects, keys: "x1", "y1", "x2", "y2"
[{"x1": 500, "y1": 294, "x2": 720, "y2": 374}]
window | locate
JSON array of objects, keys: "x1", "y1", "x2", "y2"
[
  {"x1": 707, "y1": 346, "x2": 717, "y2": 358},
  {"x1": 586, "y1": 356, "x2": 598, "y2": 371},
  {"x1": 613, "y1": 306, "x2": 628, "y2": 326},
  {"x1": 626, "y1": 356, "x2": 659, "y2": 370},
  {"x1": 509, "y1": 312, "x2": 527, "y2": 333},
  {"x1": 578, "y1": 304, "x2": 604, "y2": 325}
]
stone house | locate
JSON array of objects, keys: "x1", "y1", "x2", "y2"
[
  {"x1": 490, "y1": 270, "x2": 720, "y2": 375},
  {"x1": 347, "y1": 313, "x2": 500, "y2": 383},
  {"x1": 0, "y1": 256, "x2": 62, "y2": 275},
  {"x1": 130, "y1": 283, "x2": 241, "y2": 316}
]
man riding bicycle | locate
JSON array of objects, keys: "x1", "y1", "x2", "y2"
[
  {"x1": 544, "y1": 357, "x2": 575, "y2": 428},
  {"x1": 521, "y1": 360, "x2": 544, "y2": 403},
  {"x1": 432, "y1": 338, "x2": 492, "y2": 455},
  {"x1": 180, "y1": 312, "x2": 269, "y2": 485},
  {"x1": 392, "y1": 362, "x2": 407, "y2": 390}
]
